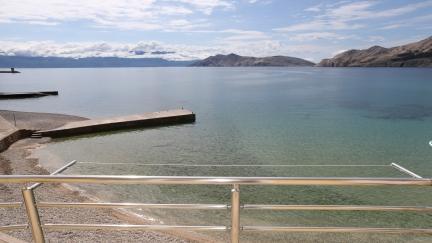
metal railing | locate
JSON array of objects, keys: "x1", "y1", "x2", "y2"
[{"x1": 1, "y1": 163, "x2": 432, "y2": 243}]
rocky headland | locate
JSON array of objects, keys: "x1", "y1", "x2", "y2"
[{"x1": 318, "y1": 36, "x2": 432, "y2": 67}]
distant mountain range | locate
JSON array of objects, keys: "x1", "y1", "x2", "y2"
[
  {"x1": 318, "y1": 36, "x2": 432, "y2": 67},
  {"x1": 1, "y1": 36, "x2": 431, "y2": 68},
  {"x1": 190, "y1": 53, "x2": 315, "y2": 67},
  {"x1": 0, "y1": 56, "x2": 194, "y2": 68}
]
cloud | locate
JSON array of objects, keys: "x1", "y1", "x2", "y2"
[
  {"x1": 0, "y1": 27, "x2": 280, "y2": 60},
  {"x1": 275, "y1": 0, "x2": 432, "y2": 33},
  {"x1": 325, "y1": 1, "x2": 375, "y2": 20},
  {"x1": 220, "y1": 29, "x2": 270, "y2": 41},
  {"x1": 304, "y1": 4, "x2": 322, "y2": 12},
  {"x1": 274, "y1": 20, "x2": 363, "y2": 32},
  {"x1": 164, "y1": 19, "x2": 211, "y2": 31},
  {"x1": 247, "y1": 0, "x2": 272, "y2": 4},
  {"x1": 326, "y1": 0, "x2": 432, "y2": 20},
  {"x1": 367, "y1": 36, "x2": 385, "y2": 43},
  {"x1": 380, "y1": 24, "x2": 403, "y2": 30},
  {"x1": 0, "y1": 38, "x2": 332, "y2": 62},
  {"x1": 380, "y1": 14, "x2": 432, "y2": 30},
  {"x1": 172, "y1": 0, "x2": 234, "y2": 15},
  {"x1": 287, "y1": 32, "x2": 354, "y2": 41},
  {"x1": 0, "y1": 40, "x2": 214, "y2": 60},
  {"x1": 0, "y1": 0, "x2": 233, "y2": 30}
]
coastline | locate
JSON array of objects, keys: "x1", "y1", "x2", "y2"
[{"x1": 0, "y1": 110, "x2": 218, "y2": 243}]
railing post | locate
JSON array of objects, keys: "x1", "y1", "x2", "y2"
[
  {"x1": 231, "y1": 184, "x2": 240, "y2": 243},
  {"x1": 22, "y1": 188, "x2": 45, "y2": 243}
]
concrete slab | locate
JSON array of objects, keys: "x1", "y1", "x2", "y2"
[
  {"x1": 39, "y1": 109, "x2": 195, "y2": 138},
  {"x1": 0, "y1": 115, "x2": 16, "y2": 133}
]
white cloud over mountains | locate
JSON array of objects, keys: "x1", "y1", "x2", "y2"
[
  {"x1": 0, "y1": 40, "x2": 327, "y2": 61},
  {"x1": 0, "y1": 41, "x2": 210, "y2": 60}
]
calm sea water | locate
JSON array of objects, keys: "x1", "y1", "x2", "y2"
[{"x1": 2, "y1": 67, "x2": 432, "y2": 242}]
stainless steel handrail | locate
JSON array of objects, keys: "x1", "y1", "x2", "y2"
[
  {"x1": 28, "y1": 160, "x2": 77, "y2": 190},
  {"x1": 391, "y1": 163, "x2": 423, "y2": 178},
  {"x1": 1, "y1": 174, "x2": 432, "y2": 243},
  {"x1": 1, "y1": 175, "x2": 431, "y2": 185},
  {"x1": 43, "y1": 224, "x2": 228, "y2": 231},
  {"x1": 37, "y1": 202, "x2": 228, "y2": 209},
  {"x1": 78, "y1": 162, "x2": 391, "y2": 167},
  {"x1": 243, "y1": 204, "x2": 432, "y2": 211},
  {"x1": 34, "y1": 202, "x2": 432, "y2": 212},
  {"x1": 0, "y1": 202, "x2": 22, "y2": 208},
  {"x1": 242, "y1": 226, "x2": 432, "y2": 234},
  {"x1": 0, "y1": 224, "x2": 28, "y2": 232}
]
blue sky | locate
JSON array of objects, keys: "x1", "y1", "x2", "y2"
[{"x1": 0, "y1": 0, "x2": 431, "y2": 61}]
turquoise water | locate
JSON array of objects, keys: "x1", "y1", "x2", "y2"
[{"x1": 2, "y1": 67, "x2": 432, "y2": 242}]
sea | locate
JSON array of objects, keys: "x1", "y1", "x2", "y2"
[{"x1": 1, "y1": 67, "x2": 432, "y2": 242}]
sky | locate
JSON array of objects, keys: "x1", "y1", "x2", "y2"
[{"x1": 0, "y1": 0, "x2": 431, "y2": 62}]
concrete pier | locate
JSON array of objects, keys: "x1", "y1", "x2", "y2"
[
  {"x1": 39, "y1": 109, "x2": 195, "y2": 138},
  {"x1": 0, "y1": 68, "x2": 20, "y2": 73},
  {"x1": 0, "y1": 91, "x2": 58, "y2": 99}
]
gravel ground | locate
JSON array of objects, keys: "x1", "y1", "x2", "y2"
[{"x1": 0, "y1": 111, "x2": 214, "y2": 243}]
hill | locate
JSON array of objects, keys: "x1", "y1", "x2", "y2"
[
  {"x1": 191, "y1": 53, "x2": 315, "y2": 67},
  {"x1": 318, "y1": 36, "x2": 432, "y2": 67}
]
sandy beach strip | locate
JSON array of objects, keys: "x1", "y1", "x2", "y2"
[{"x1": 0, "y1": 110, "x2": 217, "y2": 243}]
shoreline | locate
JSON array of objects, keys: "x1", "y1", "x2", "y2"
[{"x1": 0, "y1": 110, "x2": 218, "y2": 243}]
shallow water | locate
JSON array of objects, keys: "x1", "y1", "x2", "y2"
[{"x1": 2, "y1": 67, "x2": 432, "y2": 242}]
